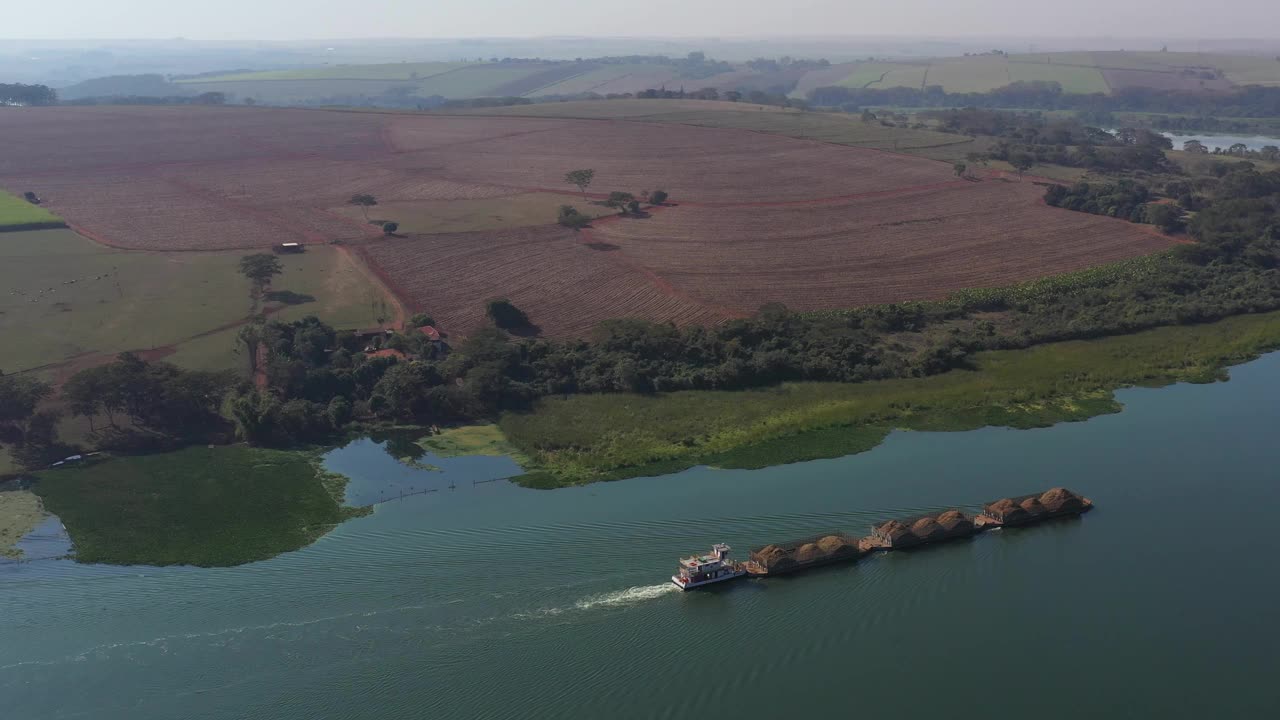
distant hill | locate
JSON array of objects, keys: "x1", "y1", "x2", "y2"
[
  {"x1": 59, "y1": 74, "x2": 193, "y2": 101},
  {"x1": 145, "y1": 51, "x2": 1280, "y2": 107}
]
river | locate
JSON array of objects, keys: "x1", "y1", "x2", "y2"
[
  {"x1": 4, "y1": 353, "x2": 1280, "y2": 719},
  {"x1": 1161, "y1": 130, "x2": 1280, "y2": 152}
]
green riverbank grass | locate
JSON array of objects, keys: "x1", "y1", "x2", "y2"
[
  {"x1": 33, "y1": 446, "x2": 369, "y2": 567},
  {"x1": 501, "y1": 311, "x2": 1280, "y2": 488}
]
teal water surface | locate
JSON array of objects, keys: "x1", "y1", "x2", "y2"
[{"x1": 4, "y1": 353, "x2": 1280, "y2": 719}]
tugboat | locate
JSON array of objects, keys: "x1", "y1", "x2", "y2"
[{"x1": 671, "y1": 543, "x2": 747, "y2": 590}]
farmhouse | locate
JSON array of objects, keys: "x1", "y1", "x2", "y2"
[{"x1": 275, "y1": 242, "x2": 304, "y2": 253}]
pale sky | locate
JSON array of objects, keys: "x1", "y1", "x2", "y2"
[{"x1": 10, "y1": 0, "x2": 1280, "y2": 41}]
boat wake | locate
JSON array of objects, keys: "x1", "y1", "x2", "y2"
[
  {"x1": 574, "y1": 583, "x2": 677, "y2": 611},
  {"x1": 518, "y1": 583, "x2": 677, "y2": 619}
]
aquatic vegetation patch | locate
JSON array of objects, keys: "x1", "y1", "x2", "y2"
[
  {"x1": 501, "y1": 311, "x2": 1280, "y2": 487},
  {"x1": 418, "y1": 424, "x2": 530, "y2": 464},
  {"x1": 33, "y1": 446, "x2": 369, "y2": 567},
  {"x1": 0, "y1": 489, "x2": 48, "y2": 559}
]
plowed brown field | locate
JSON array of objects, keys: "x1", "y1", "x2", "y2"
[{"x1": 0, "y1": 106, "x2": 1179, "y2": 336}]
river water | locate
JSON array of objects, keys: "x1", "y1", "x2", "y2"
[
  {"x1": 1161, "y1": 130, "x2": 1280, "y2": 152},
  {"x1": 4, "y1": 353, "x2": 1280, "y2": 719}
]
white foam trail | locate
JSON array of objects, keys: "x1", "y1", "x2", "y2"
[{"x1": 573, "y1": 583, "x2": 677, "y2": 611}]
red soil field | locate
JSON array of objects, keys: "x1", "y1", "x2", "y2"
[
  {"x1": 0, "y1": 106, "x2": 1179, "y2": 336},
  {"x1": 362, "y1": 226, "x2": 730, "y2": 337},
  {"x1": 591, "y1": 180, "x2": 1176, "y2": 314}
]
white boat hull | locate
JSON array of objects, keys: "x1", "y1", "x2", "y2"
[{"x1": 671, "y1": 569, "x2": 747, "y2": 591}]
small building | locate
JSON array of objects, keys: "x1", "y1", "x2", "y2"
[
  {"x1": 275, "y1": 242, "x2": 304, "y2": 253},
  {"x1": 418, "y1": 325, "x2": 442, "y2": 342},
  {"x1": 366, "y1": 348, "x2": 406, "y2": 361}
]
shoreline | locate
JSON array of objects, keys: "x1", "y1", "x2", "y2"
[{"x1": 0, "y1": 489, "x2": 49, "y2": 559}]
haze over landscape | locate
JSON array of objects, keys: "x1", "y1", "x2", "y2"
[{"x1": 9, "y1": 0, "x2": 1280, "y2": 40}]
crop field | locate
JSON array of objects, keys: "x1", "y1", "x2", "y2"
[
  {"x1": 529, "y1": 64, "x2": 682, "y2": 97},
  {"x1": 180, "y1": 62, "x2": 469, "y2": 83},
  {"x1": 332, "y1": 193, "x2": 612, "y2": 235},
  {"x1": 0, "y1": 190, "x2": 63, "y2": 230},
  {"x1": 922, "y1": 56, "x2": 1012, "y2": 93},
  {"x1": 589, "y1": 180, "x2": 1175, "y2": 315},
  {"x1": 0, "y1": 228, "x2": 382, "y2": 375},
  {"x1": 1007, "y1": 60, "x2": 1110, "y2": 93},
  {"x1": 362, "y1": 226, "x2": 729, "y2": 337},
  {"x1": 1, "y1": 104, "x2": 1179, "y2": 342}
]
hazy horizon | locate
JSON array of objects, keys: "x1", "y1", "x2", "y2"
[{"x1": 9, "y1": 0, "x2": 1280, "y2": 42}]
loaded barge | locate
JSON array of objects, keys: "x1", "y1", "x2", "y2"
[{"x1": 672, "y1": 487, "x2": 1093, "y2": 588}]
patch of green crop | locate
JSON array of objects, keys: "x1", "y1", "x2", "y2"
[{"x1": 0, "y1": 191, "x2": 64, "y2": 231}]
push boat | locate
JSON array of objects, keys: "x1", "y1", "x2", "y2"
[{"x1": 671, "y1": 543, "x2": 747, "y2": 590}]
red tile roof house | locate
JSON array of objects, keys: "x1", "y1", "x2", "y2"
[{"x1": 418, "y1": 326, "x2": 442, "y2": 342}]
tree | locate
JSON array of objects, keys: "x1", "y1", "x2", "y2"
[
  {"x1": 627, "y1": 199, "x2": 642, "y2": 215},
  {"x1": 239, "y1": 254, "x2": 283, "y2": 300},
  {"x1": 0, "y1": 372, "x2": 52, "y2": 446},
  {"x1": 605, "y1": 191, "x2": 635, "y2": 214},
  {"x1": 1261, "y1": 145, "x2": 1280, "y2": 162},
  {"x1": 649, "y1": 189, "x2": 669, "y2": 205},
  {"x1": 486, "y1": 298, "x2": 531, "y2": 330},
  {"x1": 953, "y1": 162, "x2": 967, "y2": 178},
  {"x1": 382, "y1": 221, "x2": 399, "y2": 236},
  {"x1": 1145, "y1": 203, "x2": 1185, "y2": 234},
  {"x1": 348, "y1": 193, "x2": 378, "y2": 221},
  {"x1": 557, "y1": 205, "x2": 592, "y2": 229},
  {"x1": 1183, "y1": 139, "x2": 1208, "y2": 154},
  {"x1": 564, "y1": 169, "x2": 595, "y2": 197},
  {"x1": 1009, "y1": 154, "x2": 1034, "y2": 178},
  {"x1": 1228, "y1": 143, "x2": 1250, "y2": 157}
]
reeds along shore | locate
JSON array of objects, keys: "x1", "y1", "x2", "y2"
[{"x1": 745, "y1": 488, "x2": 1092, "y2": 576}]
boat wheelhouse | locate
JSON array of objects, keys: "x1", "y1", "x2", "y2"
[{"x1": 671, "y1": 543, "x2": 747, "y2": 590}]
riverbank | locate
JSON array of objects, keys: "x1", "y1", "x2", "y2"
[
  {"x1": 32, "y1": 446, "x2": 370, "y2": 567},
  {"x1": 500, "y1": 311, "x2": 1280, "y2": 488},
  {"x1": 0, "y1": 488, "x2": 48, "y2": 559}
]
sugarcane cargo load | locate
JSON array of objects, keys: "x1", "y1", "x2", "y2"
[
  {"x1": 744, "y1": 532, "x2": 866, "y2": 576},
  {"x1": 976, "y1": 487, "x2": 1093, "y2": 527},
  {"x1": 863, "y1": 508, "x2": 980, "y2": 550}
]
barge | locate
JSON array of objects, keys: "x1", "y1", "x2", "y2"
[
  {"x1": 670, "y1": 488, "x2": 1093, "y2": 586},
  {"x1": 864, "y1": 509, "x2": 979, "y2": 550},
  {"x1": 976, "y1": 487, "x2": 1093, "y2": 527},
  {"x1": 744, "y1": 532, "x2": 865, "y2": 576}
]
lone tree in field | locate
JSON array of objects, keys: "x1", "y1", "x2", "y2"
[
  {"x1": 605, "y1": 191, "x2": 636, "y2": 214},
  {"x1": 1008, "y1": 154, "x2": 1034, "y2": 179},
  {"x1": 382, "y1": 221, "x2": 399, "y2": 236},
  {"x1": 239, "y1": 253, "x2": 283, "y2": 300},
  {"x1": 564, "y1": 169, "x2": 595, "y2": 198},
  {"x1": 649, "y1": 189, "x2": 669, "y2": 205},
  {"x1": 349, "y1": 193, "x2": 378, "y2": 221},
  {"x1": 557, "y1": 205, "x2": 592, "y2": 229},
  {"x1": 486, "y1": 298, "x2": 531, "y2": 330},
  {"x1": 953, "y1": 162, "x2": 967, "y2": 178},
  {"x1": 1183, "y1": 139, "x2": 1208, "y2": 154}
]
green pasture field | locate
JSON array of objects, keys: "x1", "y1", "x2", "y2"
[
  {"x1": 334, "y1": 193, "x2": 613, "y2": 235},
  {"x1": 923, "y1": 56, "x2": 1012, "y2": 93},
  {"x1": 412, "y1": 65, "x2": 548, "y2": 98},
  {"x1": 179, "y1": 62, "x2": 468, "y2": 83},
  {"x1": 836, "y1": 62, "x2": 925, "y2": 89},
  {"x1": 0, "y1": 230, "x2": 384, "y2": 375},
  {"x1": 33, "y1": 446, "x2": 368, "y2": 566},
  {"x1": 0, "y1": 191, "x2": 63, "y2": 230},
  {"x1": 1007, "y1": 60, "x2": 1110, "y2": 93},
  {"x1": 500, "y1": 311, "x2": 1280, "y2": 487}
]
